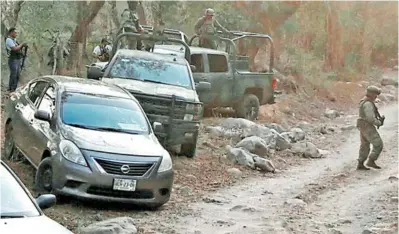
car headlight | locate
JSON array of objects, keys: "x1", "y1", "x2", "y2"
[
  {"x1": 158, "y1": 150, "x2": 172, "y2": 173},
  {"x1": 59, "y1": 140, "x2": 87, "y2": 167}
]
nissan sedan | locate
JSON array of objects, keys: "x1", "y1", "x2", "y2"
[{"x1": 3, "y1": 76, "x2": 173, "y2": 208}]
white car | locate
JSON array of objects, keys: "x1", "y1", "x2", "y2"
[{"x1": 0, "y1": 161, "x2": 73, "y2": 234}]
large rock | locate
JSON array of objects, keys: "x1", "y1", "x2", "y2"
[
  {"x1": 271, "y1": 129, "x2": 292, "y2": 150},
  {"x1": 291, "y1": 142, "x2": 321, "y2": 158},
  {"x1": 221, "y1": 118, "x2": 256, "y2": 130},
  {"x1": 264, "y1": 123, "x2": 287, "y2": 133},
  {"x1": 205, "y1": 126, "x2": 241, "y2": 138},
  {"x1": 226, "y1": 146, "x2": 255, "y2": 169},
  {"x1": 80, "y1": 217, "x2": 137, "y2": 234},
  {"x1": 235, "y1": 136, "x2": 269, "y2": 157},
  {"x1": 242, "y1": 125, "x2": 291, "y2": 151},
  {"x1": 324, "y1": 109, "x2": 340, "y2": 119},
  {"x1": 379, "y1": 93, "x2": 396, "y2": 102},
  {"x1": 253, "y1": 156, "x2": 275, "y2": 172},
  {"x1": 288, "y1": 128, "x2": 305, "y2": 142},
  {"x1": 381, "y1": 76, "x2": 398, "y2": 87}
]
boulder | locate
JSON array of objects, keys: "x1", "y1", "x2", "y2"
[{"x1": 80, "y1": 217, "x2": 137, "y2": 234}]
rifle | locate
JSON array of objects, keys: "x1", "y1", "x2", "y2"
[
  {"x1": 372, "y1": 102, "x2": 385, "y2": 129},
  {"x1": 21, "y1": 45, "x2": 28, "y2": 71}
]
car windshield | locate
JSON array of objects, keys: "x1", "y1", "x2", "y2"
[
  {"x1": 61, "y1": 92, "x2": 149, "y2": 134},
  {"x1": 109, "y1": 56, "x2": 192, "y2": 89},
  {"x1": 0, "y1": 164, "x2": 40, "y2": 218}
]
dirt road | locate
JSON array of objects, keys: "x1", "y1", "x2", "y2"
[{"x1": 163, "y1": 104, "x2": 398, "y2": 234}]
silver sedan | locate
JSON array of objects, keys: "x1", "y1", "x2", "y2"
[{"x1": 3, "y1": 76, "x2": 173, "y2": 208}]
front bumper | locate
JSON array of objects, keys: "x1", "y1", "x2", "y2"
[{"x1": 51, "y1": 150, "x2": 173, "y2": 205}]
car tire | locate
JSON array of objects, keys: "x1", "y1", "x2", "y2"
[
  {"x1": 35, "y1": 157, "x2": 54, "y2": 195},
  {"x1": 180, "y1": 131, "x2": 199, "y2": 158},
  {"x1": 235, "y1": 94, "x2": 260, "y2": 121},
  {"x1": 3, "y1": 122, "x2": 19, "y2": 161}
]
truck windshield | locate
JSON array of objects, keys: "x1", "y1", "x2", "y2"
[{"x1": 109, "y1": 56, "x2": 192, "y2": 89}]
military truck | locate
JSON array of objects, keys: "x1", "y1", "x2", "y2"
[
  {"x1": 86, "y1": 33, "x2": 211, "y2": 158},
  {"x1": 152, "y1": 31, "x2": 277, "y2": 120}
]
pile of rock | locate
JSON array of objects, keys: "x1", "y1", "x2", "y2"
[{"x1": 207, "y1": 118, "x2": 329, "y2": 173}]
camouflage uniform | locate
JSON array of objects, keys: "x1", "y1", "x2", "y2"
[
  {"x1": 356, "y1": 86, "x2": 384, "y2": 170},
  {"x1": 194, "y1": 8, "x2": 230, "y2": 50}
]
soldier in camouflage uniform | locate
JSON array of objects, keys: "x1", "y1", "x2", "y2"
[
  {"x1": 356, "y1": 85, "x2": 385, "y2": 170},
  {"x1": 194, "y1": 8, "x2": 231, "y2": 50}
]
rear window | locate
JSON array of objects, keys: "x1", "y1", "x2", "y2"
[
  {"x1": 208, "y1": 54, "x2": 228, "y2": 72},
  {"x1": 61, "y1": 92, "x2": 149, "y2": 134}
]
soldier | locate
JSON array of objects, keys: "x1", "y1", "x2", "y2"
[
  {"x1": 194, "y1": 8, "x2": 231, "y2": 49},
  {"x1": 356, "y1": 85, "x2": 385, "y2": 170},
  {"x1": 5, "y1": 27, "x2": 27, "y2": 92},
  {"x1": 92, "y1": 38, "x2": 112, "y2": 62}
]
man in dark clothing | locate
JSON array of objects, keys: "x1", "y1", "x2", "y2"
[{"x1": 5, "y1": 28, "x2": 27, "y2": 92}]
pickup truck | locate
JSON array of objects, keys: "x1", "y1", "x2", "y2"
[
  {"x1": 86, "y1": 33, "x2": 211, "y2": 157},
  {"x1": 152, "y1": 31, "x2": 277, "y2": 120}
]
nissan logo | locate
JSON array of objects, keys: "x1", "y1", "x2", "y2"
[{"x1": 120, "y1": 165, "x2": 130, "y2": 174}]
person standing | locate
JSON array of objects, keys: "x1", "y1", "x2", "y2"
[
  {"x1": 5, "y1": 28, "x2": 27, "y2": 92},
  {"x1": 356, "y1": 85, "x2": 385, "y2": 170}
]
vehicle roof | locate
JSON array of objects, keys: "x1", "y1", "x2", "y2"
[
  {"x1": 40, "y1": 75, "x2": 133, "y2": 99},
  {"x1": 115, "y1": 49, "x2": 189, "y2": 65},
  {"x1": 153, "y1": 45, "x2": 228, "y2": 56}
]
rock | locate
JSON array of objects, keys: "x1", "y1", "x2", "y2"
[
  {"x1": 227, "y1": 168, "x2": 242, "y2": 177},
  {"x1": 379, "y1": 93, "x2": 396, "y2": 102},
  {"x1": 288, "y1": 128, "x2": 305, "y2": 142},
  {"x1": 253, "y1": 156, "x2": 275, "y2": 172},
  {"x1": 226, "y1": 146, "x2": 255, "y2": 169},
  {"x1": 318, "y1": 149, "x2": 331, "y2": 157},
  {"x1": 186, "y1": 174, "x2": 197, "y2": 180},
  {"x1": 221, "y1": 118, "x2": 256, "y2": 129},
  {"x1": 388, "y1": 176, "x2": 398, "y2": 181},
  {"x1": 265, "y1": 123, "x2": 287, "y2": 133},
  {"x1": 330, "y1": 228, "x2": 343, "y2": 234},
  {"x1": 180, "y1": 186, "x2": 192, "y2": 195},
  {"x1": 390, "y1": 197, "x2": 398, "y2": 203},
  {"x1": 325, "y1": 109, "x2": 340, "y2": 119},
  {"x1": 339, "y1": 219, "x2": 352, "y2": 224},
  {"x1": 235, "y1": 136, "x2": 269, "y2": 157},
  {"x1": 284, "y1": 198, "x2": 307, "y2": 209},
  {"x1": 292, "y1": 142, "x2": 321, "y2": 158},
  {"x1": 271, "y1": 129, "x2": 292, "y2": 150},
  {"x1": 80, "y1": 217, "x2": 137, "y2": 234},
  {"x1": 340, "y1": 125, "x2": 356, "y2": 131},
  {"x1": 362, "y1": 228, "x2": 378, "y2": 234},
  {"x1": 381, "y1": 77, "x2": 398, "y2": 87}
]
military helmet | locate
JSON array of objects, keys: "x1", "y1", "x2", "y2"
[
  {"x1": 205, "y1": 8, "x2": 215, "y2": 16},
  {"x1": 366, "y1": 85, "x2": 381, "y2": 95}
]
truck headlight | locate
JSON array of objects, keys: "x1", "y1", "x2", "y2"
[
  {"x1": 158, "y1": 150, "x2": 172, "y2": 172},
  {"x1": 59, "y1": 140, "x2": 87, "y2": 167}
]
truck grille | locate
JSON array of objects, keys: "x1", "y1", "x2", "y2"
[
  {"x1": 132, "y1": 93, "x2": 186, "y2": 120},
  {"x1": 94, "y1": 158, "x2": 154, "y2": 176}
]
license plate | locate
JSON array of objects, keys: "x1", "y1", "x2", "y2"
[{"x1": 113, "y1": 179, "x2": 136, "y2": 191}]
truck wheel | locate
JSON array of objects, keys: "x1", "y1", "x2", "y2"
[
  {"x1": 236, "y1": 94, "x2": 260, "y2": 121},
  {"x1": 180, "y1": 131, "x2": 199, "y2": 158}
]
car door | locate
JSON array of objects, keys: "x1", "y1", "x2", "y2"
[
  {"x1": 17, "y1": 80, "x2": 49, "y2": 165},
  {"x1": 29, "y1": 84, "x2": 58, "y2": 165},
  {"x1": 203, "y1": 53, "x2": 234, "y2": 106}
]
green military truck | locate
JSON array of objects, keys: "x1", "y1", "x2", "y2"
[
  {"x1": 153, "y1": 31, "x2": 277, "y2": 120},
  {"x1": 86, "y1": 33, "x2": 211, "y2": 157}
]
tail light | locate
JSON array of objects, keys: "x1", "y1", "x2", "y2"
[{"x1": 272, "y1": 77, "x2": 277, "y2": 90}]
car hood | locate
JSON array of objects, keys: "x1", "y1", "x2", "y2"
[
  {"x1": 0, "y1": 216, "x2": 73, "y2": 234},
  {"x1": 102, "y1": 78, "x2": 199, "y2": 102},
  {"x1": 60, "y1": 125, "x2": 165, "y2": 156}
]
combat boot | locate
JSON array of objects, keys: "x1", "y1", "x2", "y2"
[
  {"x1": 357, "y1": 161, "x2": 370, "y2": 170},
  {"x1": 366, "y1": 160, "x2": 381, "y2": 169}
]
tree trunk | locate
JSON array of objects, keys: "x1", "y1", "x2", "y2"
[
  {"x1": 137, "y1": 1, "x2": 147, "y2": 24},
  {"x1": 324, "y1": 2, "x2": 344, "y2": 71},
  {"x1": 127, "y1": 1, "x2": 138, "y2": 11},
  {"x1": 67, "y1": 0, "x2": 105, "y2": 72},
  {"x1": 1, "y1": 0, "x2": 24, "y2": 38}
]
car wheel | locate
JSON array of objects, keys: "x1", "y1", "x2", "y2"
[
  {"x1": 3, "y1": 122, "x2": 17, "y2": 161},
  {"x1": 180, "y1": 132, "x2": 198, "y2": 158},
  {"x1": 35, "y1": 157, "x2": 54, "y2": 195},
  {"x1": 235, "y1": 94, "x2": 260, "y2": 121}
]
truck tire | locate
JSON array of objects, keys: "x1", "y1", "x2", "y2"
[
  {"x1": 235, "y1": 94, "x2": 260, "y2": 121},
  {"x1": 180, "y1": 131, "x2": 199, "y2": 158}
]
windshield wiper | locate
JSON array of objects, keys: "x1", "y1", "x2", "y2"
[
  {"x1": 1, "y1": 215, "x2": 26, "y2": 219},
  {"x1": 91, "y1": 127, "x2": 139, "y2": 134},
  {"x1": 143, "y1": 79, "x2": 171, "y2": 86},
  {"x1": 67, "y1": 124, "x2": 96, "y2": 130}
]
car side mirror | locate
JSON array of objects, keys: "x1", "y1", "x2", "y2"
[
  {"x1": 153, "y1": 122, "x2": 163, "y2": 132},
  {"x1": 195, "y1": 81, "x2": 211, "y2": 91},
  {"x1": 36, "y1": 194, "x2": 56, "y2": 210},
  {"x1": 190, "y1": 65, "x2": 197, "y2": 73},
  {"x1": 87, "y1": 65, "x2": 104, "y2": 80},
  {"x1": 34, "y1": 110, "x2": 51, "y2": 122}
]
